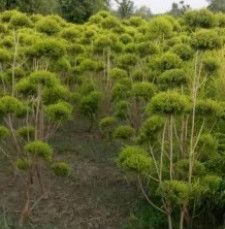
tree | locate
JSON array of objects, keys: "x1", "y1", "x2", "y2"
[
  {"x1": 58, "y1": 0, "x2": 109, "y2": 23},
  {"x1": 135, "y1": 5, "x2": 152, "y2": 18},
  {"x1": 115, "y1": 0, "x2": 134, "y2": 18},
  {"x1": 208, "y1": 0, "x2": 225, "y2": 12},
  {"x1": 170, "y1": 1, "x2": 190, "y2": 16}
]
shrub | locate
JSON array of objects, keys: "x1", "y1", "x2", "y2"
[
  {"x1": 45, "y1": 102, "x2": 72, "y2": 122},
  {"x1": 139, "y1": 115, "x2": 165, "y2": 143},
  {"x1": 131, "y1": 82, "x2": 155, "y2": 100},
  {"x1": 202, "y1": 56, "x2": 220, "y2": 74},
  {"x1": 43, "y1": 85, "x2": 70, "y2": 105},
  {"x1": 101, "y1": 16, "x2": 121, "y2": 29},
  {"x1": 118, "y1": 146, "x2": 152, "y2": 173},
  {"x1": 184, "y1": 9, "x2": 216, "y2": 28},
  {"x1": 80, "y1": 91, "x2": 101, "y2": 117},
  {"x1": 114, "y1": 100, "x2": 129, "y2": 120},
  {"x1": 152, "y1": 53, "x2": 182, "y2": 72},
  {"x1": 110, "y1": 68, "x2": 128, "y2": 80},
  {"x1": 117, "y1": 54, "x2": 138, "y2": 68},
  {"x1": 9, "y1": 12, "x2": 32, "y2": 28},
  {"x1": 36, "y1": 18, "x2": 60, "y2": 35},
  {"x1": 198, "y1": 134, "x2": 218, "y2": 161},
  {"x1": 112, "y1": 83, "x2": 131, "y2": 101},
  {"x1": 195, "y1": 99, "x2": 223, "y2": 117},
  {"x1": 113, "y1": 125, "x2": 134, "y2": 141},
  {"x1": 16, "y1": 126, "x2": 35, "y2": 140},
  {"x1": 93, "y1": 35, "x2": 112, "y2": 52},
  {"x1": 129, "y1": 16, "x2": 145, "y2": 27},
  {"x1": 172, "y1": 44, "x2": 194, "y2": 61},
  {"x1": 0, "y1": 96, "x2": 24, "y2": 115},
  {"x1": 192, "y1": 30, "x2": 222, "y2": 50},
  {"x1": 61, "y1": 26, "x2": 80, "y2": 41},
  {"x1": 29, "y1": 71, "x2": 59, "y2": 88},
  {"x1": 175, "y1": 159, "x2": 206, "y2": 179},
  {"x1": 137, "y1": 42, "x2": 159, "y2": 57},
  {"x1": 99, "y1": 116, "x2": 117, "y2": 137},
  {"x1": 0, "y1": 126, "x2": 10, "y2": 139},
  {"x1": 150, "y1": 91, "x2": 190, "y2": 115},
  {"x1": 16, "y1": 158, "x2": 30, "y2": 171},
  {"x1": 148, "y1": 17, "x2": 173, "y2": 39},
  {"x1": 201, "y1": 175, "x2": 222, "y2": 192},
  {"x1": 25, "y1": 140, "x2": 53, "y2": 161},
  {"x1": 119, "y1": 34, "x2": 133, "y2": 44},
  {"x1": 29, "y1": 38, "x2": 66, "y2": 59},
  {"x1": 0, "y1": 48, "x2": 11, "y2": 63},
  {"x1": 158, "y1": 69, "x2": 187, "y2": 88},
  {"x1": 51, "y1": 162, "x2": 71, "y2": 176},
  {"x1": 158, "y1": 180, "x2": 191, "y2": 204}
]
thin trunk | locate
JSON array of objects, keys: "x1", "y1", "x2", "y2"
[
  {"x1": 168, "y1": 214, "x2": 173, "y2": 229},
  {"x1": 160, "y1": 120, "x2": 167, "y2": 183},
  {"x1": 169, "y1": 115, "x2": 173, "y2": 180},
  {"x1": 179, "y1": 208, "x2": 185, "y2": 229}
]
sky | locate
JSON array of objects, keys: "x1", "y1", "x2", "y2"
[{"x1": 111, "y1": 0, "x2": 209, "y2": 14}]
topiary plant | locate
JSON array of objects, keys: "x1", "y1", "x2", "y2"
[
  {"x1": 118, "y1": 146, "x2": 153, "y2": 173},
  {"x1": 25, "y1": 140, "x2": 53, "y2": 161},
  {"x1": 113, "y1": 125, "x2": 134, "y2": 141},
  {"x1": 51, "y1": 162, "x2": 71, "y2": 177}
]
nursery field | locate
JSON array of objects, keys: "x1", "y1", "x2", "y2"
[{"x1": 1, "y1": 8, "x2": 225, "y2": 229}]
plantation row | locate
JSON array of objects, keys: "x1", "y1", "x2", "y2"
[{"x1": 1, "y1": 8, "x2": 225, "y2": 229}]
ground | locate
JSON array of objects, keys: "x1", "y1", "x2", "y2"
[{"x1": 0, "y1": 118, "x2": 139, "y2": 229}]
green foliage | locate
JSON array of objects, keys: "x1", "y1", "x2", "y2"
[
  {"x1": 152, "y1": 52, "x2": 182, "y2": 72},
  {"x1": 0, "y1": 126, "x2": 10, "y2": 139},
  {"x1": 45, "y1": 102, "x2": 72, "y2": 122},
  {"x1": 99, "y1": 116, "x2": 117, "y2": 137},
  {"x1": 9, "y1": 12, "x2": 32, "y2": 28},
  {"x1": 25, "y1": 140, "x2": 53, "y2": 161},
  {"x1": 118, "y1": 146, "x2": 152, "y2": 173},
  {"x1": 139, "y1": 115, "x2": 165, "y2": 143},
  {"x1": 29, "y1": 71, "x2": 59, "y2": 88},
  {"x1": 158, "y1": 180, "x2": 191, "y2": 204},
  {"x1": 16, "y1": 158, "x2": 30, "y2": 171},
  {"x1": 0, "y1": 48, "x2": 11, "y2": 63},
  {"x1": 148, "y1": 17, "x2": 173, "y2": 39},
  {"x1": 16, "y1": 126, "x2": 35, "y2": 140},
  {"x1": 30, "y1": 38, "x2": 66, "y2": 59},
  {"x1": 0, "y1": 96, "x2": 24, "y2": 115},
  {"x1": 175, "y1": 159, "x2": 206, "y2": 179},
  {"x1": 184, "y1": 9, "x2": 216, "y2": 28},
  {"x1": 80, "y1": 91, "x2": 101, "y2": 118},
  {"x1": 150, "y1": 91, "x2": 189, "y2": 115},
  {"x1": 51, "y1": 162, "x2": 71, "y2": 176},
  {"x1": 136, "y1": 42, "x2": 159, "y2": 57},
  {"x1": 131, "y1": 82, "x2": 155, "y2": 100},
  {"x1": 113, "y1": 125, "x2": 134, "y2": 141},
  {"x1": 201, "y1": 175, "x2": 222, "y2": 193},
  {"x1": 198, "y1": 133, "x2": 218, "y2": 161},
  {"x1": 195, "y1": 99, "x2": 223, "y2": 117},
  {"x1": 117, "y1": 53, "x2": 138, "y2": 68},
  {"x1": 171, "y1": 44, "x2": 194, "y2": 61},
  {"x1": 58, "y1": 0, "x2": 109, "y2": 23},
  {"x1": 202, "y1": 56, "x2": 220, "y2": 74},
  {"x1": 114, "y1": 100, "x2": 129, "y2": 119},
  {"x1": 36, "y1": 18, "x2": 60, "y2": 35},
  {"x1": 110, "y1": 68, "x2": 128, "y2": 80},
  {"x1": 158, "y1": 68, "x2": 187, "y2": 88},
  {"x1": 192, "y1": 29, "x2": 222, "y2": 50}
]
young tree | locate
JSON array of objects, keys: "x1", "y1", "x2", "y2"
[
  {"x1": 115, "y1": 0, "x2": 134, "y2": 18},
  {"x1": 58, "y1": 0, "x2": 109, "y2": 23}
]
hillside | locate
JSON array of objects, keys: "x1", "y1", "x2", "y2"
[{"x1": 0, "y1": 9, "x2": 225, "y2": 229}]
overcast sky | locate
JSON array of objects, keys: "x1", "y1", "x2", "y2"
[{"x1": 111, "y1": 0, "x2": 209, "y2": 14}]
